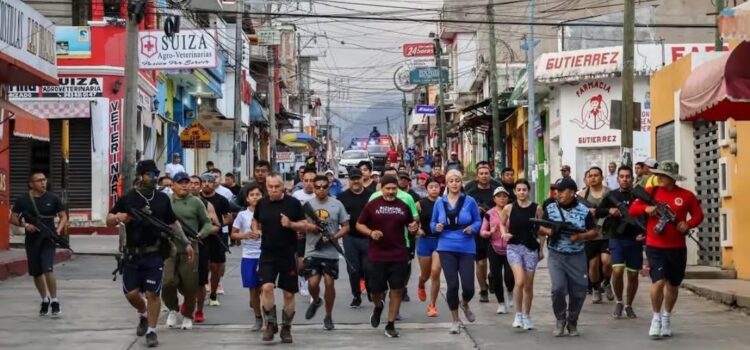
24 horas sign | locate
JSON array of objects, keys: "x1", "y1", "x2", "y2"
[{"x1": 138, "y1": 29, "x2": 218, "y2": 70}]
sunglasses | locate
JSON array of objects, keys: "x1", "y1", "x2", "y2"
[{"x1": 314, "y1": 184, "x2": 329, "y2": 190}]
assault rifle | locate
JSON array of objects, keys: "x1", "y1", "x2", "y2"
[
  {"x1": 20, "y1": 212, "x2": 72, "y2": 252},
  {"x1": 302, "y1": 202, "x2": 356, "y2": 272},
  {"x1": 605, "y1": 191, "x2": 646, "y2": 234},
  {"x1": 530, "y1": 218, "x2": 586, "y2": 247},
  {"x1": 631, "y1": 186, "x2": 705, "y2": 250}
]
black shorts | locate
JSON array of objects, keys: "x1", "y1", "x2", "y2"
[
  {"x1": 198, "y1": 243, "x2": 210, "y2": 285},
  {"x1": 474, "y1": 235, "x2": 490, "y2": 261},
  {"x1": 122, "y1": 253, "x2": 164, "y2": 295},
  {"x1": 646, "y1": 246, "x2": 687, "y2": 286},
  {"x1": 368, "y1": 261, "x2": 409, "y2": 294},
  {"x1": 25, "y1": 238, "x2": 56, "y2": 277},
  {"x1": 585, "y1": 239, "x2": 610, "y2": 260},
  {"x1": 207, "y1": 234, "x2": 227, "y2": 263},
  {"x1": 258, "y1": 253, "x2": 299, "y2": 293},
  {"x1": 296, "y1": 237, "x2": 306, "y2": 258},
  {"x1": 303, "y1": 257, "x2": 340, "y2": 279}
]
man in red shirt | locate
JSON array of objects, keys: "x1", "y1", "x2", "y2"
[
  {"x1": 386, "y1": 146, "x2": 400, "y2": 168},
  {"x1": 629, "y1": 161, "x2": 703, "y2": 339}
]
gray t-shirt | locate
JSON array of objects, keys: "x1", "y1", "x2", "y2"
[{"x1": 304, "y1": 196, "x2": 349, "y2": 259}]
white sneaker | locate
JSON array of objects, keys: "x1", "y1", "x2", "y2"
[
  {"x1": 660, "y1": 315, "x2": 672, "y2": 337},
  {"x1": 496, "y1": 304, "x2": 507, "y2": 314},
  {"x1": 512, "y1": 313, "x2": 523, "y2": 328},
  {"x1": 181, "y1": 317, "x2": 193, "y2": 330},
  {"x1": 649, "y1": 317, "x2": 662, "y2": 338},
  {"x1": 522, "y1": 315, "x2": 534, "y2": 330},
  {"x1": 300, "y1": 279, "x2": 310, "y2": 297},
  {"x1": 449, "y1": 321, "x2": 461, "y2": 334},
  {"x1": 507, "y1": 293, "x2": 514, "y2": 308},
  {"x1": 166, "y1": 310, "x2": 178, "y2": 328}
]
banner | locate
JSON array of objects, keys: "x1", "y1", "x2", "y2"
[{"x1": 138, "y1": 29, "x2": 218, "y2": 69}]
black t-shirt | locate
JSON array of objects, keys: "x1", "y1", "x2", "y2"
[
  {"x1": 228, "y1": 184, "x2": 241, "y2": 196},
  {"x1": 110, "y1": 189, "x2": 177, "y2": 247},
  {"x1": 12, "y1": 191, "x2": 64, "y2": 235},
  {"x1": 337, "y1": 188, "x2": 374, "y2": 238},
  {"x1": 254, "y1": 194, "x2": 305, "y2": 257},
  {"x1": 418, "y1": 197, "x2": 437, "y2": 237},
  {"x1": 201, "y1": 192, "x2": 230, "y2": 233},
  {"x1": 364, "y1": 181, "x2": 378, "y2": 193},
  {"x1": 467, "y1": 184, "x2": 497, "y2": 213},
  {"x1": 501, "y1": 182, "x2": 517, "y2": 202}
]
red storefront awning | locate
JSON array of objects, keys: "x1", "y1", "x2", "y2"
[
  {"x1": 680, "y1": 41, "x2": 750, "y2": 122},
  {"x1": 1, "y1": 101, "x2": 50, "y2": 142}
]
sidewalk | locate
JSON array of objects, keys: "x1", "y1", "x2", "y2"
[
  {"x1": 0, "y1": 249, "x2": 72, "y2": 281},
  {"x1": 682, "y1": 278, "x2": 750, "y2": 311}
]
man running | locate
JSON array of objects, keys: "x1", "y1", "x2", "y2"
[
  {"x1": 357, "y1": 175, "x2": 419, "y2": 338},
  {"x1": 200, "y1": 173, "x2": 232, "y2": 306},
  {"x1": 499, "y1": 167, "x2": 516, "y2": 202},
  {"x1": 293, "y1": 167, "x2": 317, "y2": 297},
  {"x1": 578, "y1": 166, "x2": 613, "y2": 304},
  {"x1": 596, "y1": 166, "x2": 644, "y2": 319},
  {"x1": 163, "y1": 172, "x2": 213, "y2": 330},
  {"x1": 303, "y1": 175, "x2": 350, "y2": 330},
  {"x1": 10, "y1": 171, "x2": 68, "y2": 317},
  {"x1": 629, "y1": 161, "x2": 703, "y2": 338},
  {"x1": 107, "y1": 160, "x2": 195, "y2": 347},
  {"x1": 188, "y1": 175, "x2": 220, "y2": 323},
  {"x1": 253, "y1": 173, "x2": 316, "y2": 343},
  {"x1": 464, "y1": 161, "x2": 501, "y2": 193},
  {"x1": 466, "y1": 164, "x2": 498, "y2": 303},
  {"x1": 338, "y1": 169, "x2": 374, "y2": 308}
]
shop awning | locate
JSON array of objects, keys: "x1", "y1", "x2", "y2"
[
  {"x1": 680, "y1": 41, "x2": 750, "y2": 122},
  {"x1": 278, "y1": 139, "x2": 309, "y2": 149},
  {"x1": 281, "y1": 132, "x2": 318, "y2": 146},
  {"x1": 1, "y1": 101, "x2": 50, "y2": 141},
  {"x1": 720, "y1": 2, "x2": 750, "y2": 41},
  {"x1": 11, "y1": 100, "x2": 91, "y2": 119}
]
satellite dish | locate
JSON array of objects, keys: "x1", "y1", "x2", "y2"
[{"x1": 393, "y1": 65, "x2": 418, "y2": 92}]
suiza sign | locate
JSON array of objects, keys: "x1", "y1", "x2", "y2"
[{"x1": 138, "y1": 29, "x2": 218, "y2": 70}]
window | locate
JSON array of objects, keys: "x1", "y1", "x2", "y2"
[
  {"x1": 719, "y1": 157, "x2": 731, "y2": 197},
  {"x1": 655, "y1": 122, "x2": 675, "y2": 163},
  {"x1": 103, "y1": 0, "x2": 122, "y2": 18},
  {"x1": 720, "y1": 208, "x2": 733, "y2": 247},
  {"x1": 718, "y1": 121, "x2": 729, "y2": 147}
]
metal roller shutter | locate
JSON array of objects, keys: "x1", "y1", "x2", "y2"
[
  {"x1": 655, "y1": 122, "x2": 675, "y2": 163},
  {"x1": 9, "y1": 136, "x2": 32, "y2": 203},
  {"x1": 693, "y1": 121, "x2": 721, "y2": 266},
  {"x1": 49, "y1": 119, "x2": 92, "y2": 209}
]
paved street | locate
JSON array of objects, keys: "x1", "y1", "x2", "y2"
[{"x1": 1, "y1": 248, "x2": 749, "y2": 350}]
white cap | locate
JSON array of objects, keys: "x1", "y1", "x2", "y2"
[{"x1": 372, "y1": 171, "x2": 381, "y2": 176}]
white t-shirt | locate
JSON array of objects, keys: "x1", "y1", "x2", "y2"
[
  {"x1": 216, "y1": 185, "x2": 234, "y2": 202},
  {"x1": 292, "y1": 189, "x2": 316, "y2": 204},
  {"x1": 165, "y1": 163, "x2": 186, "y2": 177},
  {"x1": 233, "y1": 209, "x2": 260, "y2": 259}
]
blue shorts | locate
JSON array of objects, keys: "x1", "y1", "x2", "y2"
[
  {"x1": 416, "y1": 236, "x2": 439, "y2": 257},
  {"x1": 122, "y1": 253, "x2": 164, "y2": 295},
  {"x1": 609, "y1": 239, "x2": 644, "y2": 271},
  {"x1": 241, "y1": 258, "x2": 261, "y2": 289}
]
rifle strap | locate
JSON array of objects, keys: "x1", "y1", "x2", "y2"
[{"x1": 28, "y1": 191, "x2": 55, "y2": 219}]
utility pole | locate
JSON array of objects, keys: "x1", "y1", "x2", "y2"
[
  {"x1": 433, "y1": 35, "x2": 447, "y2": 158},
  {"x1": 297, "y1": 33, "x2": 305, "y2": 132},
  {"x1": 402, "y1": 92, "x2": 408, "y2": 148},
  {"x1": 716, "y1": 0, "x2": 725, "y2": 51},
  {"x1": 386, "y1": 116, "x2": 391, "y2": 135},
  {"x1": 524, "y1": 0, "x2": 538, "y2": 199},
  {"x1": 487, "y1": 0, "x2": 502, "y2": 177},
  {"x1": 268, "y1": 45, "x2": 277, "y2": 170},
  {"x1": 621, "y1": 0, "x2": 635, "y2": 167},
  {"x1": 123, "y1": 0, "x2": 143, "y2": 193},
  {"x1": 326, "y1": 78, "x2": 331, "y2": 168},
  {"x1": 232, "y1": 1, "x2": 244, "y2": 181}
]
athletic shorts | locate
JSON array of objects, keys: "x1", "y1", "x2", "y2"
[
  {"x1": 416, "y1": 236, "x2": 439, "y2": 257},
  {"x1": 585, "y1": 239, "x2": 610, "y2": 260},
  {"x1": 122, "y1": 253, "x2": 164, "y2": 295},
  {"x1": 506, "y1": 244, "x2": 539, "y2": 272},
  {"x1": 241, "y1": 258, "x2": 261, "y2": 289},
  {"x1": 609, "y1": 239, "x2": 643, "y2": 271},
  {"x1": 198, "y1": 243, "x2": 210, "y2": 285},
  {"x1": 25, "y1": 238, "x2": 56, "y2": 277},
  {"x1": 368, "y1": 261, "x2": 409, "y2": 294},
  {"x1": 474, "y1": 235, "x2": 490, "y2": 261},
  {"x1": 258, "y1": 253, "x2": 299, "y2": 293},
  {"x1": 303, "y1": 256, "x2": 340, "y2": 279},
  {"x1": 646, "y1": 246, "x2": 687, "y2": 286},
  {"x1": 207, "y1": 234, "x2": 227, "y2": 263}
]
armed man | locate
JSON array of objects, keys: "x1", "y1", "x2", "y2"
[
  {"x1": 107, "y1": 160, "x2": 195, "y2": 348},
  {"x1": 629, "y1": 161, "x2": 703, "y2": 339}
]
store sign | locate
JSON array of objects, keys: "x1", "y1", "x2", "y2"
[
  {"x1": 409, "y1": 67, "x2": 450, "y2": 85},
  {"x1": 571, "y1": 80, "x2": 619, "y2": 147},
  {"x1": 180, "y1": 121, "x2": 212, "y2": 149},
  {"x1": 276, "y1": 152, "x2": 294, "y2": 163},
  {"x1": 138, "y1": 29, "x2": 218, "y2": 69},
  {"x1": 109, "y1": 99, "x2": 123, "y2": 207},
  {"x1": 415, "y1": 104, "x2": 436, "y2": 115},
  {"x1": 536, "y1": 47, "x2": 621, "y2": 82},
  {"x1": 403, "y1": 43, "x2": 434, "y2": 57},
  {"x1": 257, "y1": 28, "x2": 281, "y2": 46},
  {"x1": 0, "y1": 0, "x2": 57, "y2": 80},
  {"x1": 670, "y1": 44, "x2": 729, "y2": 62},
  {"x1": 8, "y1": 77, "x2": 104, "y2": 98}
]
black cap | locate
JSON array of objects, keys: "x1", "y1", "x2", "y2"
[
  {"x1": 136, "y1": 159, "x2": 159, "y2": 174},
  {"x1": 348, "y1": 168, "x2": 363, "y2": 179},
  {"x1": 556, "y1": 177, "x2": 578, "y2": 192},
  {"x1": 398, "y1": 171, "x2": 411, "y2": 180}
]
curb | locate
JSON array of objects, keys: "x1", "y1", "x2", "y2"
[
  {"x1": 682, "y1": 281, "x2": 750, "y2": 311},
  {"x1": 0, "y1": 250, "x2": 73, "y2": 282}
]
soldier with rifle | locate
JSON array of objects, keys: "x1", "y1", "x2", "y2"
[
  {"x1": 628, "y1": 161, "x2": 704, "y2": 339},
  {"x1": 301, "y1": 175, "x2": 350, "y2": 330},
  {"x1": 10, "y1": 171, "x2": 68, "y2": 317},
  {"x1": 537, "y1": 177, "x2": 598, "y2": 337},
  {"x1": 107, "y1": 160, "x2": 195, "y2": 348}
]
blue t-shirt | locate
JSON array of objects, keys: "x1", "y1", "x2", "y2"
[
  {"x1": 430, "y1": 194, "x2": 482, "y2": 254},
  {"x1": 543, "y1": 201, "x2": 595, "y2": 254}
]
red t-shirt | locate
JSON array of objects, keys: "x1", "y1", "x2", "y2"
[
  {"x1": 386, "y1": 150, "x2": 399, "y2": 163},
  {"x1": 629, "y1": 186, "x2": 704, "y2": 249},
  {"x1": 358, "y1": 197, "x2": 412, "y2": 262}
]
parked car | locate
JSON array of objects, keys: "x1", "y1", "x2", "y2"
[{"x1": 338, "y1": 149, "x2": 370, "y2": 175}]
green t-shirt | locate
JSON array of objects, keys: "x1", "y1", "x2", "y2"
[
  {"x1": 170, "y1": 193, "x2": 213, "y2": 252},
  {"x1": 369, "y1": 189, "x2": 418, "y2": 247}
]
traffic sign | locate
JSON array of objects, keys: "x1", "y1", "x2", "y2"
[
  {"x1": 415, "y1": 104, "x2": 437, "y2": 115},
  {"x1": 409, "y1": 67, "x2": 449, "y2": 85}
]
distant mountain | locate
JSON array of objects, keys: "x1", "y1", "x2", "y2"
[{"x1": 337, "y1": 99, "x2": 402, "y2": 148}]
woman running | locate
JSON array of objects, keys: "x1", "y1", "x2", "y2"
[
  {"x1": 431, "y1": 169, "x2": 482, "y2": 334},
  {"x1": 480, "y1": 186, "x2": 515, "y2": 315},
  {"x1": 500, "y1": 179, "x2": 544, "y2": 331},
  {"x1": 230, "y1": 184, "x2": 264, "y2": 331},
  {"x1": 416, "y1": 178, "x2": 442, "y2": 317}
]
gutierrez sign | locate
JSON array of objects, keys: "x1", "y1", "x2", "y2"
[{"x1": 138, "y1": 29, "x2": 218, "y2": 70}]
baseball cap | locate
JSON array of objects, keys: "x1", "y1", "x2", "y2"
[
  {"x1": 398, "y1": 171, "x2": 411, "y2": 180},
  {"x1": 325, "y1": 169, "x2": 335, "y2": 176},
  {"x1": 200, "y1": 172, "x2": 216, "y2": 182},
  {"x1": 493, "y1": 186, "x2": 510, "y2": 197},
  {"x1": 172, "y1": 152, "x2": 180, "y2": 157},
  {"x1": 172, "y1": 172, "x2": 190, "y2": 183},
  {"x1": 555, "y1": 177, "x2": 578, "y2": 192},
  {"x1": 643, "y1": 158, "x2": 658, "y2": 168},
  {"x1": 372, "y1": 171, "x2": 381, "y2": 177},
  {"x1": 348, "y1": 168, "x2": 363, "y2": 179},
  {"x1": 136, "y1": 160, "x2": 159, "y2": 174},
  {"x1": 418, "y1": 172, "x2": 430, "y2": 181}
]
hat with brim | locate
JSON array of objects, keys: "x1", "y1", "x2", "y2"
[
  {"x1": 493, "y1": 186, "x2": 510, "y2": 197},
  {"x1": 650, "y1": 160, "x2": 686, "y2": 181}
]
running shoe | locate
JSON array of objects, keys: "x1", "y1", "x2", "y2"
[
  {"x1": 136, "y1": 316, "x2": 148, "y2": 336},
  {"x1": 181, "y1": 317, "x2": 193, "y2": 330},
  {"x1": 417, "y1": 285, "x2": 427, "y2": 302},
  {"x1": 613, "y1": 302, "x2": 624, "y2": 319},
  {"x1": 370, "y1": 302, "x2": 384, "y2": 328},
  {"x1": 566, "y1": 321, "x2": 579, "y2": 337},
  {"x1": 512, "y1": 313, "x2": 523, "y2": 328},
  {"x1": 449, "y1": 321, "x2": 461, "y2": 334},
  {"x1": 251, "y1": 316, "x2": 263, "y2": 332},
  {"x1": 50, "y1": 301, "x2": 61, "y2": 317},
  {"x1": 217, "y1": 282, "x2": 225, "y2": 295},
  {"x1": 323, "y1": 315, "x2": 334, "y2": 330},
  {"x1": 553, "y1": 320, "x2": 566, "y2": 337},
  {"x1": 460, "y1": 303, "x2": 476, "y2": 323},
  {"x1": 592, "y1": 289, "x2": 603, "y2": 304},
  {"x1": 479, "y1": 289, "x2": 489, "y2": 303},
  {"x1": 208, "y1": 296, "x2": 221, "y2": 307},
  {"x1": 360, "y1": 279, "x2": 367, "y2": 293},
  {"x1": 300, "y1": 279, "x2": 310, "y2": 297},
  {"x1": 427, "y1": 304, "x2": 438, "y2": 317},
  {"x1": 625, "y1": 306, "x2": 637, "y2": 319},
  {"x1": 649, "y1": 317, "x2": 662, "y2": 338},
  {"x1": 145, "y1": 332, "x2": 159, "y2": 348},
  {"x1": 496, "y1": 304, "x2": 507, "y2": 314},
  {"x1": 39, "y1": 300, "x2": 50, "y2": 316},
  {"x1": 166, "y1": 310, "x2": 178, "y2": 328},
  {"x1": 194, "y1": 310, "x2": 205, "y2": 323},
  {"x1": 384, "y1": 325, "x2": 400, "y2": 338},
  {"x1": 522, "y1": 315, "x2": 534, "y2": 330},
  {"x1": 350, "y1": 296, "x2": 362, "y2": 309},
  {"x1": 306, "y1": 298, "x2": 322, "y2": 320},
  {"x1": 605, "y1": 283, "x2": 615, "y2": 301},
  {"x1": 402, "y1": 292, "x2": 411, "y2": 302},
  {"x1": 507, "y1": 293, "x2": 514, "y2": 309},
  {"x1": 660, "y1": 315, "x2": 672, "y2": 337}
]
